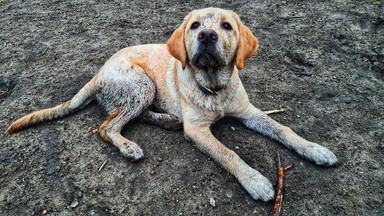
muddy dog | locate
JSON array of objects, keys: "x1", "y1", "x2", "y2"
[{"x1": 7, "y1": 8, "x2": 337, "y2": 201}]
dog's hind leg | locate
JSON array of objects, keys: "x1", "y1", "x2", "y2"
[
  {"x1": 99, "y1": 107, "x2": 146, "y2": 160},
  {"x1": 97, "y1": 64, "x2": 156, "y2": 161},
  {"x1": 138, "y1": 110, "x2": 183, "y2": 130}
]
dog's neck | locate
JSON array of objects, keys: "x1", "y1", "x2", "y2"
[
  {"x1": 176, "y1": 62, "x2": 241, "y2": 112},
  {"x1": 190, "y1": 64, "x2": 234, "y2": 91}
]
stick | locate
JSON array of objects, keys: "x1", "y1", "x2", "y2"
[
  {"x1": 41, "y1": 47, "x2": 48, "y2": 55},
  {"x1": 273, "y1": 153, "x2": 292, "y2": 216},
  {"x1": 98, "y1": 159, "x2": 108, "y2": 172},
  {"x1": 264, "y1": 109, "x2": 285, "y2": 115}
]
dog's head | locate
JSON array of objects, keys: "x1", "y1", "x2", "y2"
[{"x1": 167, "y1": 8, "x2": 258, "y2": 70}]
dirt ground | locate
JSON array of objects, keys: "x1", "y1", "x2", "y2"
[{"x1": 0, "y1": 0, "x2": 383, "y2": 215}]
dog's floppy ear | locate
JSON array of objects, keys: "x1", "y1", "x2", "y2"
[
  {"x1": 235, "y1": 18, "x2": 259, "y2": 70},
  {"x1": 167, "y1": 24, "x2": 187, "y2": 69}
]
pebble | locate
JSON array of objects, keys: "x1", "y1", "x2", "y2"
[
  {"x1": 230, "y1": 126, "x2": 236, "y2": 131},
  {"x1": 31, "y1": 146, "x2": 39, "y2": 153},
  {"x1": 18, "y1": 161, "x2": 24, "y2": 167},
  {"x1": 226, "y1": 191, "x2": 233, "y2": 198},
  {"x1": 150, "y1": 171, "x2": 155, "y2": 175},
  {"x1": 209, "y1": 197, "x2": 216, "y2": 207},
  {"x1": 42, "y1": 209, "x2": 47, "y2": 215},
  {"x1": 70, "y1": 200, "x2": 79, "y2": 208},
  {"x1": 138, "y1": 203, "x2": 146, "y2": 210},
  {"x1": 157, "y1": 157, "x2": 163, "y2": 162},
  {"x1": 77, "y1": 191, "x2": 83, "y2": 198}
]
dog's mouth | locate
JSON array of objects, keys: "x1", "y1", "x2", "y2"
[{"x1": 191, "y1": 46, "x2": 225, "y2": 69}]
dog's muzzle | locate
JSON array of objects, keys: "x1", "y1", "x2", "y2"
[{"x1": 192, "y1": 29, "x2": 224, "y2": 68}]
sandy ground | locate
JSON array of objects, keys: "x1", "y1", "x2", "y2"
[{"x1": 0, "y1": 0, "x2": 383, "y2": 215}]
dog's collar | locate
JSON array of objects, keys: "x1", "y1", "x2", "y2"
[{"x1": 199, "y1": 85, "x2": 223, "y2": 96}]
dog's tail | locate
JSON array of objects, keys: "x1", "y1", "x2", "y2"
[{"x1": 6, "y1": 76, "x2": 99, "y2": 135}]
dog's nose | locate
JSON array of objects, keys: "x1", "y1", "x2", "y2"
[{"x1": 198, "y1": 29, "x2": 218, "y2": 45}]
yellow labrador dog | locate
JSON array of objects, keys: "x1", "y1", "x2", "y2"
[{"x1": 7, "y1": 8, "x2": 337, "y2": 201}]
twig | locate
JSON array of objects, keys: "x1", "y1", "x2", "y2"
[
  {"x1": 273, "y1": 153, "x2": 293, "y2": 216},
  {"x1": 98, "y1": 159, "x2": 108, "y2": 172},
  {"x1": 41, "y1": 47, "x2": 48, "y2": 55},
  {"x1": 264, "y1": 109, "x2": 285, "y2": 115}
]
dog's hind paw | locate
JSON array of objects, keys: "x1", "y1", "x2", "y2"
[
  {"x1": 238, "y1": 167, "x2": 275, "y2": 202},
  {"x1": 301, "y1": 142, "x2": 338, "y2": 166},
  {"x1": 120, "y1": 144, "x2": 144, "y2": 161}
]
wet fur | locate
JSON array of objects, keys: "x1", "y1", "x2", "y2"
[{"x1": 6, "y1": 8, "x2": 337, "y2": 202}]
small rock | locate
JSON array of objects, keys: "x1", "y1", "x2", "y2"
[
  {"x1": 31, "y1": 146, "x2": 39, "y2": 153},
  {"x1": 17, "y1": 161, "x2": 24, "y2": 167},
  {"x1": 157, "y1": 157, "x2": 163, "y2": 162},
  {"x1": 230, "y1": 126, "x2": 236, "y2": 131},
  {"x1": 70, "y1": 200, "x2": 79, "y2": 208},
  {"x1": 42, "y1": 209, "x2": 47, "y2": 215},
  {"x1": 226, "y1": 191, "x2": 233, "y2": 198},
  {"x1": 209, "y1": 197, "x2": 216, "y2": 207},
  {"x1": 138, "y1": 203, "x2": 146, "y2": 210},
  {"x1": 150, "y1": 171, "x2": 155, "y2": 175},
  {"x1": 77, "y1": 191, "x2": 83, "y2": 198}
]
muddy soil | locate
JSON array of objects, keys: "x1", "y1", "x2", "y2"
[{"x1": 1, "y1": 0, "x2": 383, "y2": 215}]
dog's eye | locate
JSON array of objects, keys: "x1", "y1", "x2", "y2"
[
  {"x1": 191, "y1": 22, "x2": 200, "y2": 29},
  {"x1": 223, "y1": 23, "x2": 232, "y2": 30}
]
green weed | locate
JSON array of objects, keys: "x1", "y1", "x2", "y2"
[{"x1": 82, "y1": 19, "x2": 99, "y2": 29}]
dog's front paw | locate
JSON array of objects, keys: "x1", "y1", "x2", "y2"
[
  {"x1": 301, "y1": 142, "x2": 338, "y2": 166},
  {"x1": 120, "y1": 144, "x2": 144, "y2": 161},
  {"x1": 238, "y1": 168, "x2": 275, "y2": 202}
]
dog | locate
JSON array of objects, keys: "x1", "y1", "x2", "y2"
[{"x1": 6, "y1": 8, "x2": 338, "y2": 201}]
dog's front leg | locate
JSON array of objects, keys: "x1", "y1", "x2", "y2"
[
  {"x1": 235, "y1": 104, "x2": 338, "y2": 166},
  {"x1": 183, "y1": 111, "x2": 275, "y2": 201}
]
